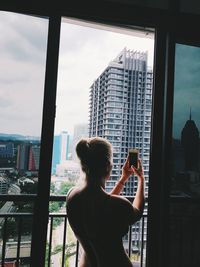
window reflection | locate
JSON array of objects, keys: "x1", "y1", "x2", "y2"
[
  {"x1": 171, "y1": 44, "x2": 200, "y2": 198},
  {"x1": 170, "y1": 43, "x2": 200, "y2": 267}
]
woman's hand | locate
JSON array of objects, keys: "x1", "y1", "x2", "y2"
[
  {"x1": 121, "y1": 156, "x2": 134, "y2": 182},
  {"x1": 131, "y1": 159, "x2": 144, "y2": 180},
  {"x1": 112, "y1": 157, "x2": 144, "y2": 195}
]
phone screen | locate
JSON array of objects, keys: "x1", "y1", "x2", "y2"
[{"x1": 129, "y1": 148, "x2": 138, "y2": 168}]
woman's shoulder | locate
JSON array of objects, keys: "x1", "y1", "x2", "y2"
[
  {"x1": 109, "y1": 194, "x2": 141, "y2": 224},
  {"x1": 66, "y1": 186, "x2": 82, "y2": 202},
  {"x1": 109, "y1": 194, "x2": 132, "y2": 207}
]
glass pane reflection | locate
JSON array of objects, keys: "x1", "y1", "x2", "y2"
[
  {"x1": 170, "y1": 43, "x2": 200, "y2": 267},
  {"x1": 171, "y1": 44, "x2": 200, "y2": 198}
]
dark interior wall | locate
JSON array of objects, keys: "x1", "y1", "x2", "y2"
[
  {"x1": 181, "y1": 0, "x2": 200, "y2": 14},
  {"x1": 104, "y1": 0, "x2": 169, "y2": 9},
  {"x1": 104, "y1": 0, "x2": 200, "y2": 14},
  {"x1": 0, "y1": 0, "x2": 200, "y2": 12},
  {"x1": 0, "y1": 0, "x2": 200, "y2": 40}
]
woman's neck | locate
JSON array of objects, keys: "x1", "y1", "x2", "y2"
[{"x1": 85, "y1": 176, "x2": 106, "y2": 191}]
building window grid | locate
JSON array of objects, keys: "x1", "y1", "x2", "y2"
[{"x1": 89, "y1": 50, "x2": 152, "y2": 201}]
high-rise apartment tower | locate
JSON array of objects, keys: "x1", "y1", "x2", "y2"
[{"x1": 89, "y1": 48, "x2": 153, "y2": 197}]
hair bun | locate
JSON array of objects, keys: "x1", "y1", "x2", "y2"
[{"x1": 76, "y1": 138, "x2": 90, "y2": 163}]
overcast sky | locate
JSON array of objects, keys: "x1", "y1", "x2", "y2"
[
  {"x1": 0, "y1": 11, "x2": 48, "y2": 137},
  {"x1": 0, "y1": 12, "x2": 155, "y2": 137},
  {"x1": 55, "y1": 18, "x2": 154, "y2": 135}
]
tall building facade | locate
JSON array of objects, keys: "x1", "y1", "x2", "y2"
[
  {"x1": 16, "y1": 143, "x2": 40, "y2": 172},
  {"x1": 28, "y1": 145, "x2": 40, "y2": 171},
  {"x1": 0, "y1": 143, "x2": 14, "y2": 158},
  {"x1": 72, "y1": 124, "x2": 88, "y2": 161},
  {"x1": 51, "y1": 131, "x2": 70, "y2": 174},
  {"x1": 51, "y1": 135, "x2": 61, "y2": 174},
  {"x1": 60, "y1": 131, "x2": 70, "y2": 162},
  {"x1": 89, "y1": 48, "x2": 153, "y2": 197},
  {"x1": 16, "y1": 144, "x2": 30, "y2": 171},
  {"x1": 0, "y1": 142, "x2": 16, "y2": 168},
  {"x1": 0, "y1": 176, "x2": 9, "y2": 194},
  {"x1": 181, "y1": 113, "x2": 199, "y2": 172}
]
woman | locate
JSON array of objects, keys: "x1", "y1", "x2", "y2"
[{"x1": 66, "y1": 137, "x2": 145, "y2": 267}]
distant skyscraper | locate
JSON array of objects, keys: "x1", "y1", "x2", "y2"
[
  {"x1": 51, "y1": 131, "x2": 70, "y2": 174},
  {"x1": 72, "y1": 124, "x2": 88, "y2": 161},
  {"x1": 16, "y1": 144, "x2": 30, "y2": 171},
  {"x1": 28, "y1": 145, "x2": 40, "y2": 171},
  {"x1": 0, "y1": 142, "x2": 16, "y2": 168},
  {"x1": 52, "y1": 136, "x2": 61, "y2": 174},
  {"x1": 181, "y1": 112, "x2": 199, "y2": 172},
  {"x1": 60, "y1": 131, "x2": 70, "y2": 162},
  {"x1": 89, "y1": 48, "x2": 153, "y2": 196},
  {"x1": 16, "y1": 143, "x2": 40, "y2": 172},
  {"x1": 0, "y1": 143, "x2": 14, "y2": 158},
  {"x1": 0, "y1": 176, "x2": 9, "y2": 194}
]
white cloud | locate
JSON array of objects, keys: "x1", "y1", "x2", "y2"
[{"x1": 0, "y1": 11, "x2": 48, "y2": 136}]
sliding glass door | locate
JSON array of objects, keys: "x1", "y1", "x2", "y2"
[{"x1": 169, "y1": 42, "x2": 200, "y2": 267}]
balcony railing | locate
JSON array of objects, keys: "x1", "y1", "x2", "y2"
[{"x1": 0, "y1": 195, "x2": 147, "y2": 267}]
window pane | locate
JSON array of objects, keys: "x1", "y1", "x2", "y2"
[
  {"x1": 0, "y1": 11, "x2": 48, "y2": 195},
  {"x1": 170, "y1": 43, "x2": 200, "y2": 266},
  {"x1": 0, "y1": 11, "x2": 48, "y2": 266},
  {"x1": 49, "y1": 17, "x2": 154, "y2": 267}
]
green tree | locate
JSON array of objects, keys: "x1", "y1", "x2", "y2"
[
  {"x1": 45, "y1": 243, "x2": 50, "y2": 267},
  {"x1": 49, "y1": 181, "x2": 75, "y2": 229},
  {"x1": 50, "y1": 182, "x2": 56, "y2": 194},
  {"x1": 58, "y1": 182, "x2": 75, "y2": 195},
  {"x1": 20, "y1": 181, "x2": 37, "y2": 194},
  {"x1": 52, "y1": 242, "x2": 76, "y2": 266},
  {"x1": 49, "y1": 201, "x2": 60, "y2": 213}
]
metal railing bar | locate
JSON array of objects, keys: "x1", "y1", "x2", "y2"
[
  {"x1": 1, "y1": 194, "x2": 199, "y2": 204},
  {"x1": 61, "y1": 217, "x2": 67, "y2": 267},
  {"x1": 128, "y1": 225, "x2": 132, "y2": 258},
  {"x1": 50, "y1": 195, "x2": 67, "y2": 202},
  {"x1": 0, "y1": 213, "x2": 147, "y2": 217},
  {"x1": 0, "y1": 212, "x2": 147, "y2": 218},
  {"x1": 0, "y1": 194, "x2": 36, "y2": 201},
  {"x1": 0, "y1": 213, "x2": 68, "y2": 217},
  {"x1": 1, "y1": 218, "x2": 7, "y2": 267},
  {"x1": 140, "y1": 216, "x2": 145, "y2": 267},
  {"x1": 48, "y1": 217, "x2": 54, "y2": 267},
  {"x1": 49, "y1": 213, "x2": 67, "y2": 217},
  {"x1": 0, "y1": 195, "x2": 134, "y2": 202},
  {"x1": 0, "y1": 194, "x2": 65, "y2": 202},
  {"x1": 16, "y1": 217, "x2": 22, "y2": 267},
  {"x1": 75, "y1": 241, "x2": 79, "y2": 267},
  {"x1": 0, "y1": 213, "x2": 33, "y2": 217},
  {"x1": 3, "y1": 256, "x2": 29, "y2": 260}
]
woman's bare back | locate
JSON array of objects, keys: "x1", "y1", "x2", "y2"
[{"x1": 67, "y1": 186, "x2": 140, "y2": 267}]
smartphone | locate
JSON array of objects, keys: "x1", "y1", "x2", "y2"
[{"x1": 129, "y1": 148, "x2": 138, "y2": 168}]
